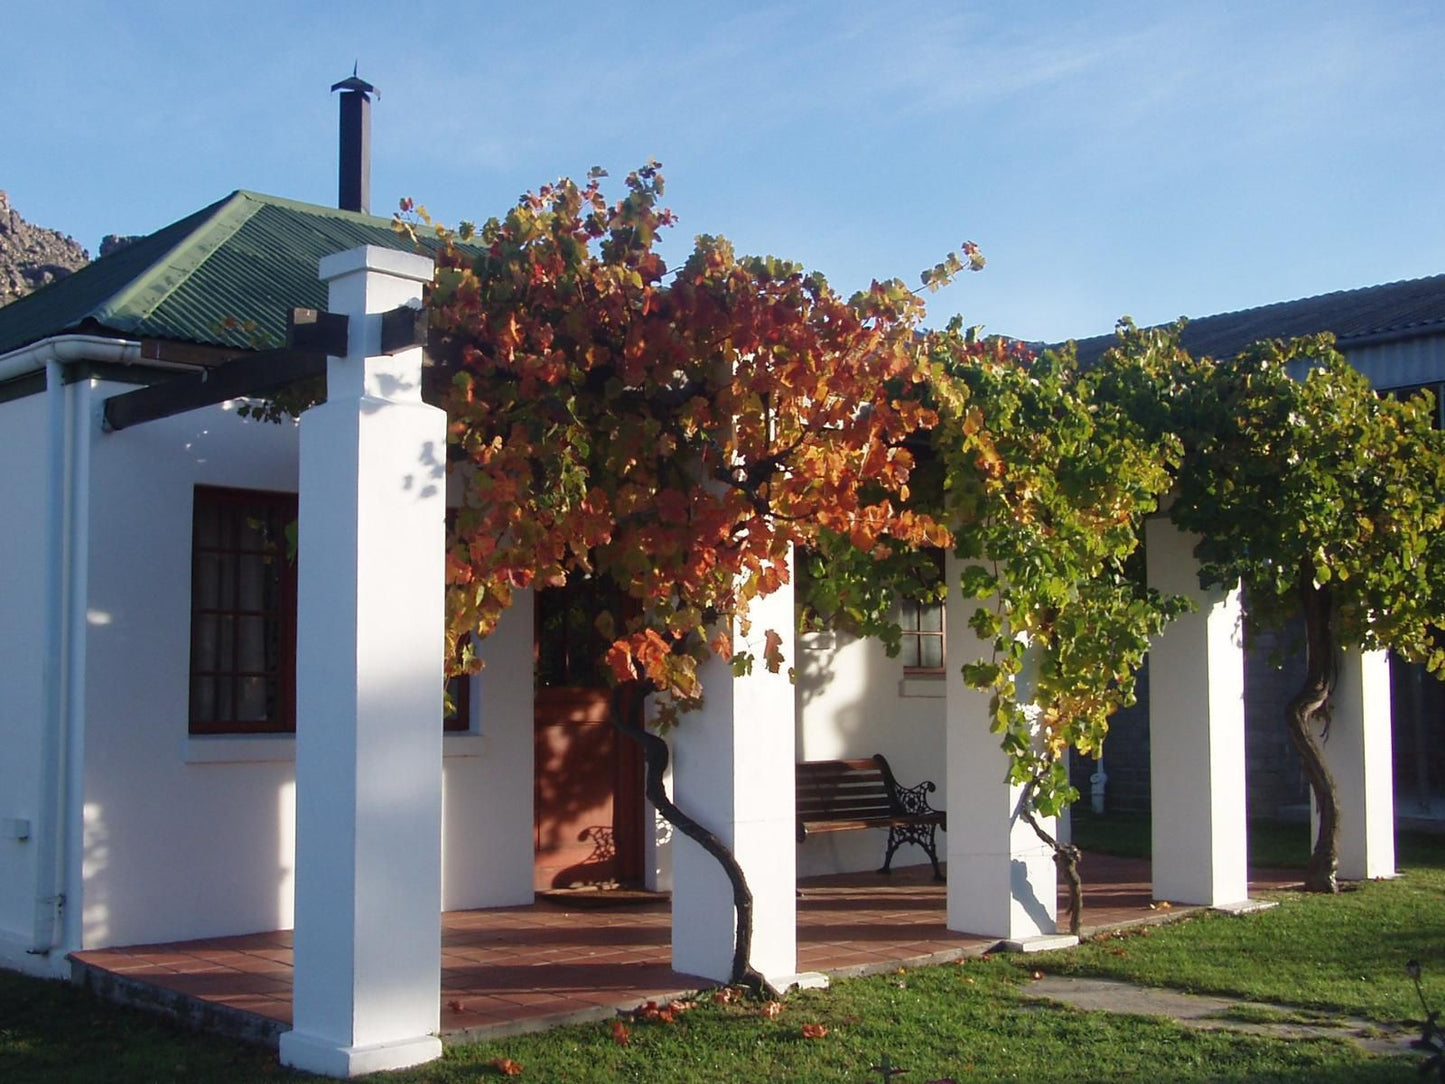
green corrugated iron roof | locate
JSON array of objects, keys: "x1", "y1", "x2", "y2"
[{"x1": 0, "y1": 190, "x2": 428, "y2": 356}]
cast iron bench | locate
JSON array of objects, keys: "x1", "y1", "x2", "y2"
[{"x1": 795, "y1": 754, "x2": 946, "y2": 881}]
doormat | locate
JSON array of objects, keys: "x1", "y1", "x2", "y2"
[{"x1": 537, "y1": 886, "x2": 670, "y2": 909}]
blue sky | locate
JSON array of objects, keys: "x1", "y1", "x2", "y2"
[{"x1": 6, "y1": 1, "x2": 1443, "y2": 343}]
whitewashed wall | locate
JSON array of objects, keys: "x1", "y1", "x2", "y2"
[
  {"x1": 0, "y1": 391, "x2": 55, "y2": 971},
  {"x1": 73, "y1": 380, "x2": 531, "y2": 950},
  {"x1": 441, "y1": 591, "x2": 534, "y2": 911},
  {"x1": 793, "y1": 629, "x2": 947, "y2": 876}
]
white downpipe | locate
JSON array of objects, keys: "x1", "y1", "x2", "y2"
[
  {"x1": 61, "y1": 378, "x2": 93, "y2": 955},
  {"x1": 29, "y1": 361, "x2": 67, "y2": 954},
  {"x1": 1090, "y1": 751, "x2": 1107, "y2": 815}
]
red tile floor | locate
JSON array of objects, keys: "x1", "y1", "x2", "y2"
[{"x1": 71, "y1": 855, "x2": 1301, "y2": 1047}]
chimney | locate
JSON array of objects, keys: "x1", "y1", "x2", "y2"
[{"x1": 331, "y1": 66, "x2": 376, "y2": 214}]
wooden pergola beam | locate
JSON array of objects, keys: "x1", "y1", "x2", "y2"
[{"x1": 102, "y1": 303, "x2": 428, "y2": 432}]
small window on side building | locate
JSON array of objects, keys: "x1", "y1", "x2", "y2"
[{"x1": 900, "y1": 549, "x2": 946, "y2": 675}]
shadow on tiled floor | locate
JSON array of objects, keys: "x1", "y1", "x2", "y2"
[{"x1": 71, "y1": 855, "x2": 1301, "y2": 1046}]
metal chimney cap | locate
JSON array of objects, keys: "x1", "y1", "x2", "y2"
[{"x1": 331, "y1": 65, "x2": 377, "y2": 98}]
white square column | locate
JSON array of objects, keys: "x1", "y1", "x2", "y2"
[
  {"x1": 1145, "y1": 517, "x2": 1249, "y2": 907},
  {"x1": 944, "y1": 553, "x2": 1059, "y2": 941},
  {"x1": 1313, "y1": 648, "x2": 1395, "y2": 881},
  {"x1": 280, "y1": 246, "x2": 446, "y2": 1078},
  {"x1": 671, "y1": 562, "x2": 798, "y2": 987}
]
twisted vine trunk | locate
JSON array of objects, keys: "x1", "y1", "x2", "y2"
[
  {"x1": 609, "y1": 684, "x2": 777, "y2": 997},
  {"x1": 1287, "y1": 569, "x2": 1341, "y2": 894},
  {"x1": 1020, "y1": 782, "x2": 1083, "y2": 935}
]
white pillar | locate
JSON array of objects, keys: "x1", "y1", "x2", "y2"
[
  {"x1": 944, "y1": 553, "x2": 1059, "y2": 942},
  {"x1": 1313, "y1": 648, "x2": 1395, "y2": 880},
  {"x1": 1145, "y1": 517, "x2": 1249, "y2": 907},
  {"x1": 280, "y1": 246, "x2": 445, "y2": 1078},
  {"x1": 671, "y1": 561, "x2": 800, "y2": 987}
]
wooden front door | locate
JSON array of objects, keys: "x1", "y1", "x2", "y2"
[{"x1": 533, "y1": 580, "x2": 645, "y2": 890}]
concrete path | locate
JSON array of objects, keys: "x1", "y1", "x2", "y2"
[{"x1": 1023, "y1": 975, "x2": 1419, "y2": 1059}]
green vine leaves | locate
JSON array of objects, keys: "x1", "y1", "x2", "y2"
[{"x1": 1166, "y1": 334, "x2": 1445, "y2": 673}]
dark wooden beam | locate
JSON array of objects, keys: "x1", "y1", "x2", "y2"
[
  {"x1": 103, "y1": 348, "x2": 326, "y2": 432},
  {"x1": 139, "y1": 338, "x2": 251, "y2": 369},
  {"x1": 381, "y1": 303, "x2": 428, "y2": 356},
  {"x1": 287, "y1": 308, "x2": 350, "y2": 355},
  {"x1": 105, "y1": 304, "x2": 428, "y2": 431}
]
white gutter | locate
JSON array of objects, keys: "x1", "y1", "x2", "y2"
[
  {"x1": 30, "y1": 361, "x2": 67, "y2": 954},
  {"x1": 0, "y1": 332, "x2": 206, "y2": 387},
  {"x1": 0, "y1": 334, "x2": 144, "y2": 385}
]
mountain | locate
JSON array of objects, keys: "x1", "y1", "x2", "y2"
[{"x1": 0, "y1": 190, "x2": 90, "y2": 307}]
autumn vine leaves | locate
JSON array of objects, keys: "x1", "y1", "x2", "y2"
[
  {"x1": 417, "y1": 163, "x2": 956, "y2": 727},
  {"x1": 408, "y1": 164, "x2": 1445, "y2": 902}
]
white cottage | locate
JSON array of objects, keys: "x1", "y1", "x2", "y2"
[{"x1": 0, "y1": 182, "x2": 1404, "y2": 1075}]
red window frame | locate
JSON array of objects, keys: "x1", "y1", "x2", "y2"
[{"x1": 187, "y1": 486, "x2": 298, "y2": 735}]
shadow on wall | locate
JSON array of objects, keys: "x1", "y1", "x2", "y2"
[{"x1": 533, "y1": 690, "x2": 638, "y2": 890}]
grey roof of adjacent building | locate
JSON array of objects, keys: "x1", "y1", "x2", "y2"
[{"x1": 1064, "y1": 274, "x2": 1445, "y2": 371}]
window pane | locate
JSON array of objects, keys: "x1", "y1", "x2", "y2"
[
  {"x1": 191, "y1": 614, "x2": 219, "y2": 672},
  {"x1": 236, "y1": 676, "x2": 269, "y2": 722},
  {"x1": 919, "y1": 602, "x2": 943, "y2": 633},
  {"x1": 216, "y1": 675, "x2": 234, "y2": 722},
  {"x1": 193, "y1": 554, "x2": 221, "y2": 609},
  {"x1": 237, "y1": 553, "x2": 266, "y2": 609},
  {"x1": 194, "y1": 504, "x2": 219, "y2": 548},
  {"x1": 191, "y1": 676, "x2": 216, "y2": 722},
  {"x1": 919, "y1": 635, "x2": 944, "y2": 670},
  {"x1": 900, "y1": 636, "x2": 920, "y2": 669},
  {"x1": 216, "y1": 553, "x2": 236, "y2": 611},
  {"x1": 237, "y1": 616, "x2": 267, "y2": 671}
]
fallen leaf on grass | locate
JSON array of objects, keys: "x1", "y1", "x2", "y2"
[
  {"x1": 491, "y1": 1057, "x2": 523, "y2": 1077},
  {"x1": 801, "y1": 1023, "x2": 829, "y2": 1039},
  {"x1": 636, "y1": 1000, "x2": 676, "y2": 1024},
  {"x1": 761, "y1": 1000, "x2": 783, "y2": 1019},
  {"x1": 611, "y1": 1020, "x2": 630, "y2": 1046}
]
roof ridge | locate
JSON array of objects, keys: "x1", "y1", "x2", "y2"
[
  {"x1": 232, "y1": 188, "x2": 398, "y2": 227},
  {"x1": 91, "y1": 191, "x2": 264, "y2": 330}
]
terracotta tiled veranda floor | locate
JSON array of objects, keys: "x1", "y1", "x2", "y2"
[{"x1": 71, "y1": 855, "x2": 1301, "y2": 1047}]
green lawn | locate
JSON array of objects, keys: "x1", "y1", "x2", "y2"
[
  {"x1": 0, "y1": 954, "x2": 1418, "y2": 1083},
  {"x1": 1042, "y1": 816, "x2": 1445, "y2": 1023},
  {"x1": 3, "y1": 821, "x2": 1441, "y2": 1082}
]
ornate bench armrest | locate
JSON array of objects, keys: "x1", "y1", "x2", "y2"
[{"x1": 894, "y1": 777, "x2": 939, "y2": 817}]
